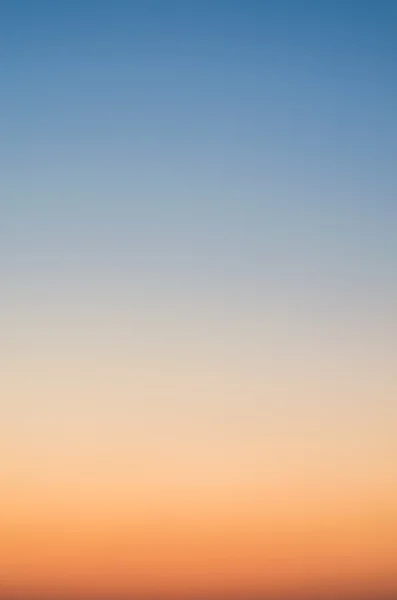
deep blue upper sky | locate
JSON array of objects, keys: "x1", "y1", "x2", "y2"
[{"x1": 1, "y1": 1, "x2": 396, "y2": 332}]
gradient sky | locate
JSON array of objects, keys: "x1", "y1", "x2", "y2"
[{"x1": 1, "y1": 1, "x2": 396, "y2": 598}]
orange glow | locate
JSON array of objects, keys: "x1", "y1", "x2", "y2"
[{"x1": 1, "y1": 472, "x2": 396, "y2": 599}]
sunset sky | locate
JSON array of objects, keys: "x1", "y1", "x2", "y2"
[{"x1": 1, "y1": 1, "x2": 396, "y2": 598}]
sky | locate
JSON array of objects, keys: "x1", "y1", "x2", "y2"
[{"x1": 1, "y1": 1, "x2": 396, "y2": 598}]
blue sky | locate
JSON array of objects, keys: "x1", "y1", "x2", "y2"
[{"x1": 1, "y1": 0, "x2": 396, "y2": 339}]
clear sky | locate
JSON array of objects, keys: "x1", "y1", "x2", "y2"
[{"x1": 1, "y1": 1, "x2": 396, "y2": 598}]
